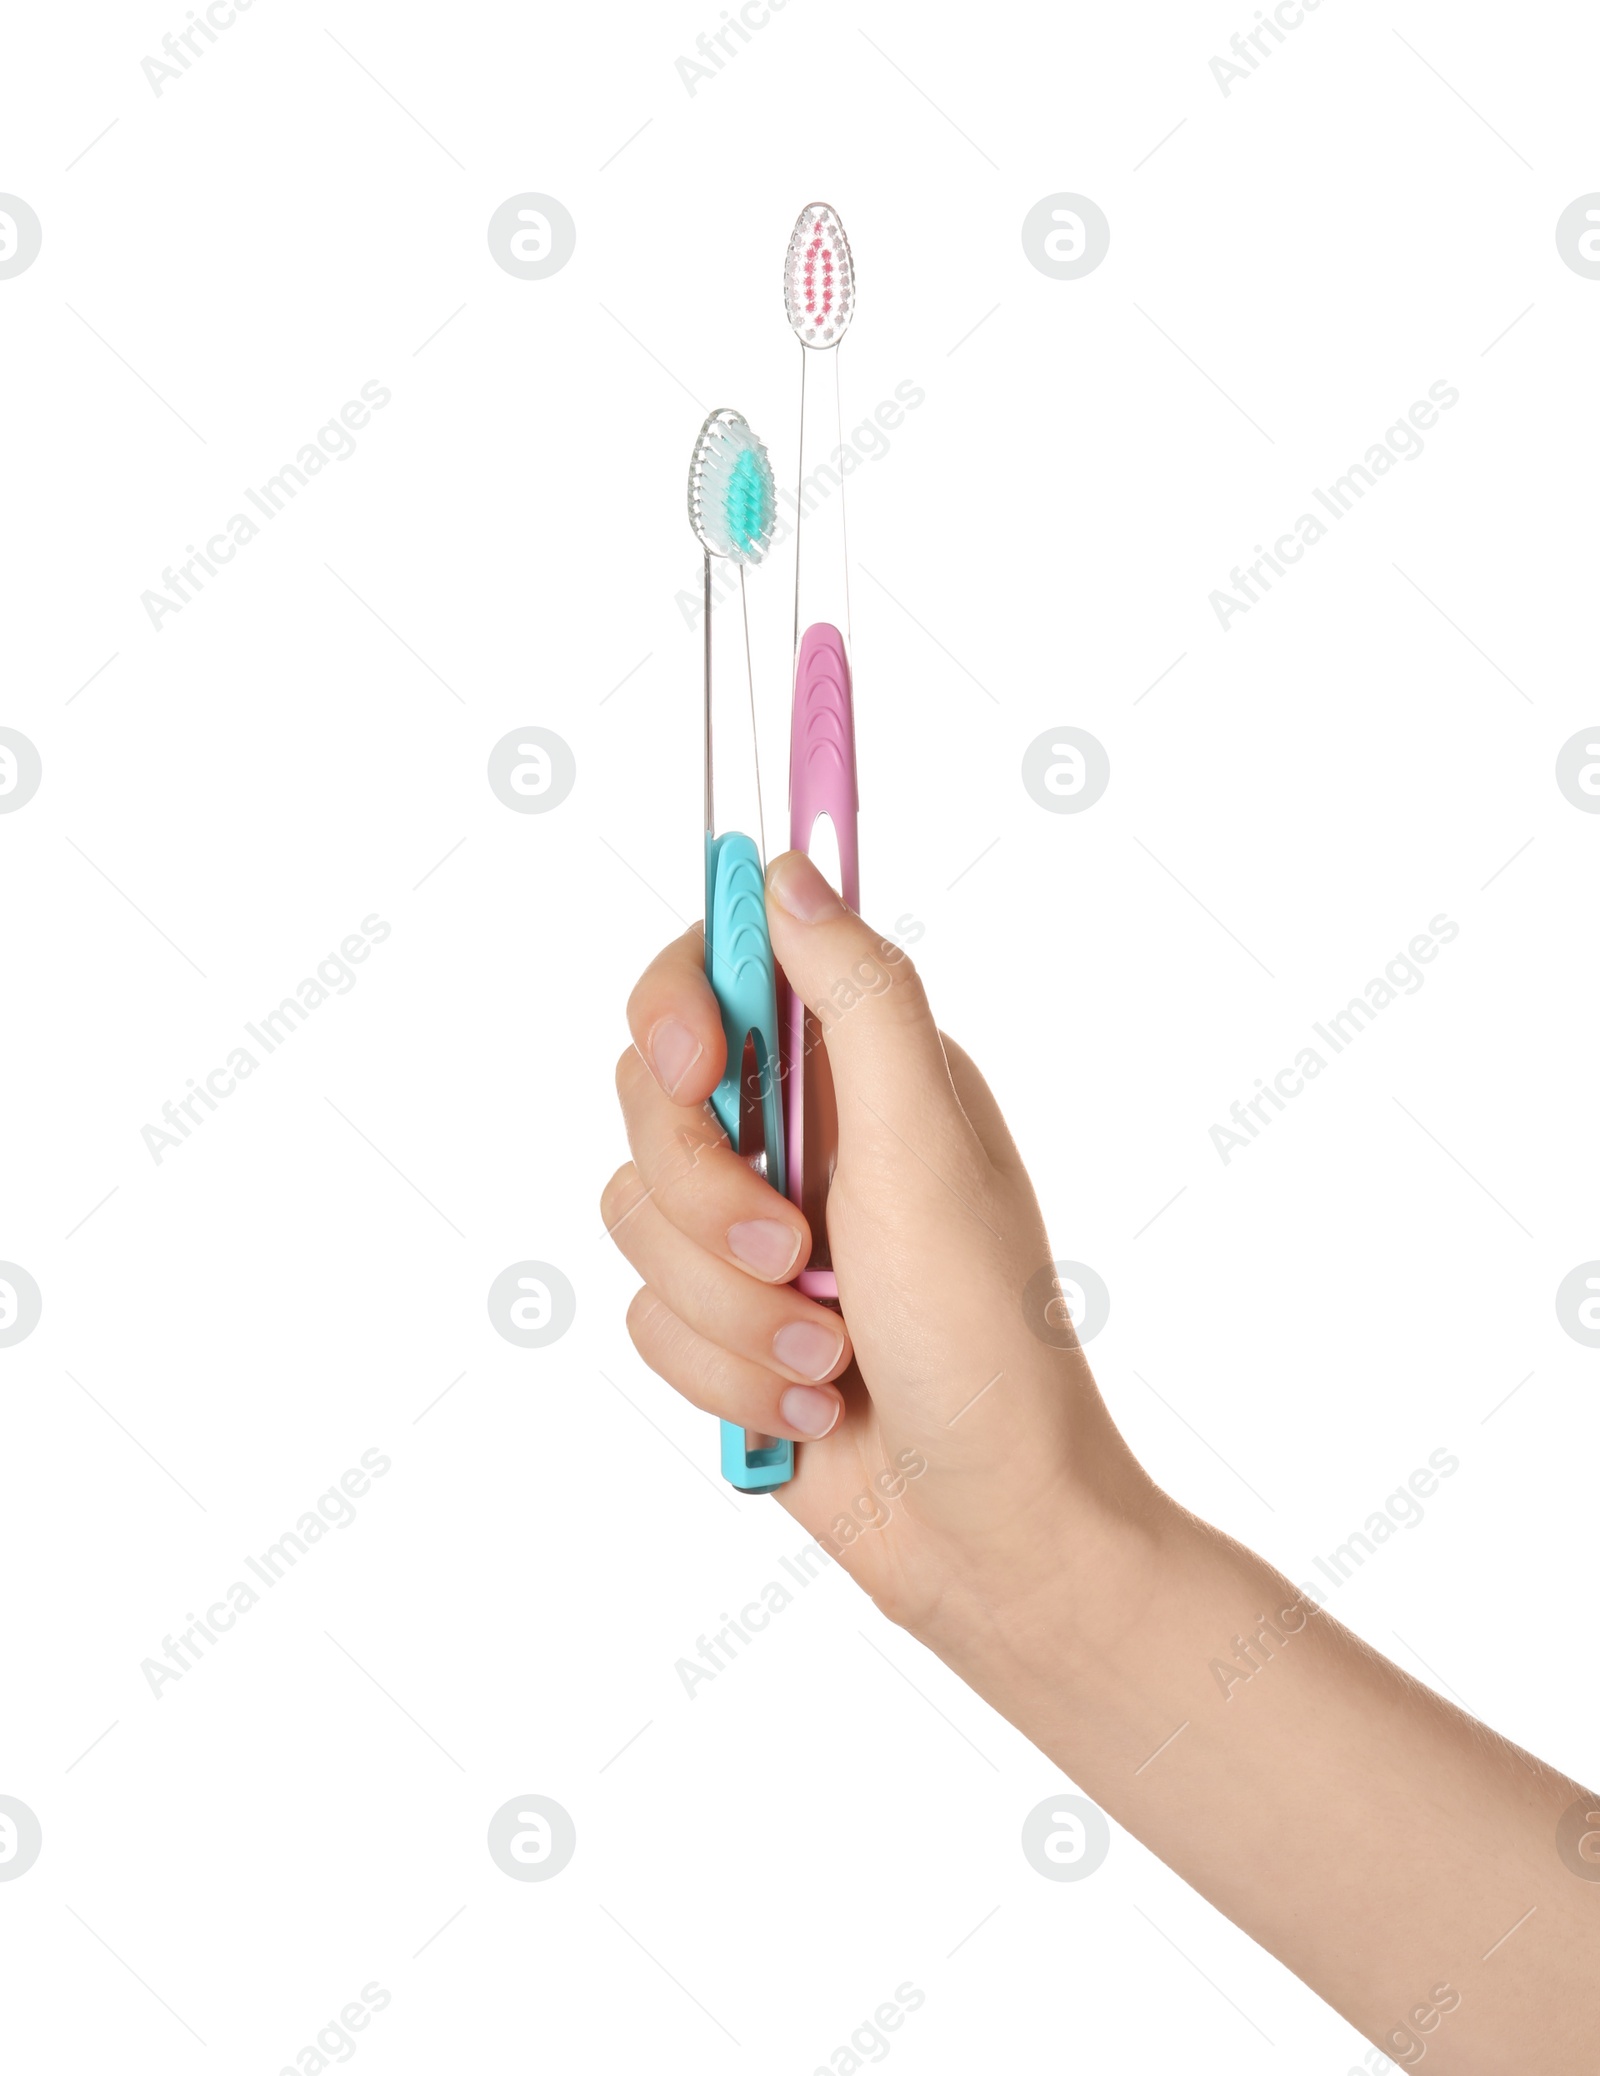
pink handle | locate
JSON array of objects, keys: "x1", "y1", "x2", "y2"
[
  {"x1": 786, "y1": 623, "x2": 857, "y2": 1301},
  {"x1": 789, "y1": 622, "x2": 859, "y2": 903}
]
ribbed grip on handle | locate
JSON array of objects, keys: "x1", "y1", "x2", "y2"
[
  {"x1": 705, "y1": 829, "x2": 793, "y2": 1492},
  {"x1": 788, "y1": 622, "x2": 859, "y2": 906}
]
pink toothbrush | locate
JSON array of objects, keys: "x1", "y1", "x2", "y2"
[{"x1": 781, "y1": 203, "x2": 858, "y2": 1302}]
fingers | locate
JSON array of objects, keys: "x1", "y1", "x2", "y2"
[
  {"x1": 612, "y1": 1046, "x2": 811, "y2": 1282},
  {"x1": 765, "y1": 850, "x2": 987, "y2": 1172},
  {"x1": 625, "y1": 925, "x2": 725, "y2": 1106},
  {"x1": 603, "y1": 1164, "x2": 852, "y2": 1388},
  {"x1": 626, "y1": 1288, "x2": 844, "y2": 1440}
]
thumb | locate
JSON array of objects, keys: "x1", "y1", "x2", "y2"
[
  {"x1": 765, "y1": 851, "x2": 1018, "y2": 1429},
  {"x1": 765, "y1": 851, "x2": 976, "y2": 1160}
]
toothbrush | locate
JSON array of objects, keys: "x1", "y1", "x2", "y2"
[
  {"x1": 686, "y1": 408, "x2": 794, "y2": 1493},
  {"x1": 781, "y1": 204, "x2": 858, "y2": 1305}
]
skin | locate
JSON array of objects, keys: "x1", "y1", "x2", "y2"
[{"x1": 604, "y1": 849, "x2": 1600, "y2": 2070}]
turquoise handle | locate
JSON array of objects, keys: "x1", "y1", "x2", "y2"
[{"x1": 705, "y1": 831, "x2": 793, "y2": 1492}]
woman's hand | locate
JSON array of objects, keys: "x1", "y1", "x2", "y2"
[{"x1": 603, "y1": 848, "x2": 1155, "y2": 1648}]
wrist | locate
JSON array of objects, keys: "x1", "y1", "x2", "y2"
[{"x1": 905, "y1": 1447, "x2": 1177, "y2": 1704}]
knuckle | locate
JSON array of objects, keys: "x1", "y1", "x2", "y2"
[
  {"x1": 657, "y1": 1111, "x2": 725, "y2": 1198},
  {"x1": 624, "y1": 1285, "x2": 659, "y2": 1343},
  {"x1": 879, "y1": 949, "x2": 930, "y2": 1022},
  {"x1": 812, "y1": 935, "x2": 927, "y2": 1034},
  {"x1": 600, "y1": 1161, "x2": 642, "y2": 1234}
]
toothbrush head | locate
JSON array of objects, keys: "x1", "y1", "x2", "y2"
[
  {"x1": 784, "y1": 202, "x2": 855, "y2": 348},
  {"x1": 688, "y1": 408, "x2": 777, "y2": 565}
]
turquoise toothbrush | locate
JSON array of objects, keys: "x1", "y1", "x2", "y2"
[{"x1": 687, "y1": 408, "x2": 793, "y2": 1494}]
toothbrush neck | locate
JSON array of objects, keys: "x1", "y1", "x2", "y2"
[{"x1": 791, "y1": 346, "x2": 852, "y2": 653}]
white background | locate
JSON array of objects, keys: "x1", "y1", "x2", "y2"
[{"x1": 4, "y1": 1, "x2": 1598, "y2": 2069}]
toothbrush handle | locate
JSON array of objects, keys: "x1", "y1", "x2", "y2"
[
  {"x1": 785, "y1": 623, "x2": 858, "y2": 1304},
  {"x1": 705, "y1": 830, "x2": 793, "y2": 1492}
]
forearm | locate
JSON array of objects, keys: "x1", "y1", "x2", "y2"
[{"x1": 916, "y1": 1477, "x2": 1598, "y2": 2071}]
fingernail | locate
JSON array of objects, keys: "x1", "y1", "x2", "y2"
[
  {"x1": 728, "y1": 1218, "x2": 803, "y2": 1279},
  {"x1": 648, "y1": 1018, "x2": 703, "y2": 1096},
  {"x1": 780, "y1": 1384, "x2": 842, "y2": 1437},
  {"x1": 773, "y1": 1319, "x2": 844, "y2": 1381},
  {"x1": 768, "y1": 851, "x2": 844, "y2": 924}
]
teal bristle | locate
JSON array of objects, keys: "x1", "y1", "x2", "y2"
[
  {"x1": 688, "y1": 408, "x2": 776, "y2": 565},
  {"x1": 724, "y1": 447, "x2": 773, "y2": 559}
]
